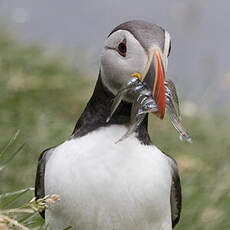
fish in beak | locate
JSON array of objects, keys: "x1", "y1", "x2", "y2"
[{"x1": 106, "y1": 48, "x2": 192, "y2": 143}]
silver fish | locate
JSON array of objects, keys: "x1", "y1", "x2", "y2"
[
  {"x1": 165, "y1": 80, "x2": 192, "y2": 143},
  {"x1": 117, "y1": 91, "x2": 157, "y2": 143},
  {"x1": 106, "y1": 77, "x2": 144, "y2": 123},
  {"x1": 165, "y1": 80, "x2": 181, "y2": 120},
  {"x1": 107, "y1": 77, "x2": 192, "y2": 143}
]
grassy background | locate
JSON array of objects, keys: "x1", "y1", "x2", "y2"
[{"x1": 0, "y1": 30, "x2": 229, "y2": 229}]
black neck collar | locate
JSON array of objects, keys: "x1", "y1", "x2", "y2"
[{"x1": 72, "y1": 74, "x2": 151, "y2": 145}]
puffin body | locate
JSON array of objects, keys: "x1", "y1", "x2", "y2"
[
  {"x1": 44, "y1": 125, "x2": 173, "y2": 230},
  {"x1": 35, "y1": 20, "x2": 181, "y2": 230}
]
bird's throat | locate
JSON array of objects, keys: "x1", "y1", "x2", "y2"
[{"x1": 72, "y1": 73, "x2": 151, "y2": 145}]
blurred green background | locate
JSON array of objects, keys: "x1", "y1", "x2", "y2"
[{"x1": 0, "y1": 29, "x2": 229, "y2": 230}]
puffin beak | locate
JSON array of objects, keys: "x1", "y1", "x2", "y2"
[{"x1": 143, "y1": 49, "x2": 166, "y2": 119}]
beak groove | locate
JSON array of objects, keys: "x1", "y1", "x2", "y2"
[
  {"x1": 143, "y1": 49, "x2": 166, "y2": 119},
  {"x1": 153, "y1": 51, "x2": 166, "y2": 119}
]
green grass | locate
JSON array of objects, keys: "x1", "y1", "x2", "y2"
[{"x1": 0, "y1": 29, "x2": 229, "y2": 229}]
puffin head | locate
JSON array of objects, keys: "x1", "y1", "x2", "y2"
[{"x1": 100, "y1": 20, "x2": 171, "y2": 119}]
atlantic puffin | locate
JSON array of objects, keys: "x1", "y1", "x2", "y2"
[{"x1": 35, "y1": 20, "x2": 181, "y2": 230}]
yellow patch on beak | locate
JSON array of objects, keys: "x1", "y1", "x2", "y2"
[{"x1": 131, "y1": 72, "x2": 142, "y2": 81}]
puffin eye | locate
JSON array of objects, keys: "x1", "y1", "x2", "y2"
[
  {"x1": 117, "y1": 42, "x2": 127, "y2": 57},
  {"x1": 167, "y1": 41, "x2": 171, "y2": 57}
]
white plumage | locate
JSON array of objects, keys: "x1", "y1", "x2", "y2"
[{"x1": 45, "y1": 125, "x2": 174, "y2": 230}]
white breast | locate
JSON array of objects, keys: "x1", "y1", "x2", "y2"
[{"x1": 45, "y1": 125, "x2": 173, "y2": 230}]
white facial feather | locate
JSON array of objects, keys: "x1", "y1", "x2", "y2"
[{"x1": 100, "y1": 30, "x2": 148, "y2": 95}]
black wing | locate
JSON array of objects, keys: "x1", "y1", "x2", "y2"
[
  {"x1": 35, "y1": 147, "x2": 54, "y2": 218},
  {"x1": 170, "y1": 159, "x2": 182, "y2": 228}
]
